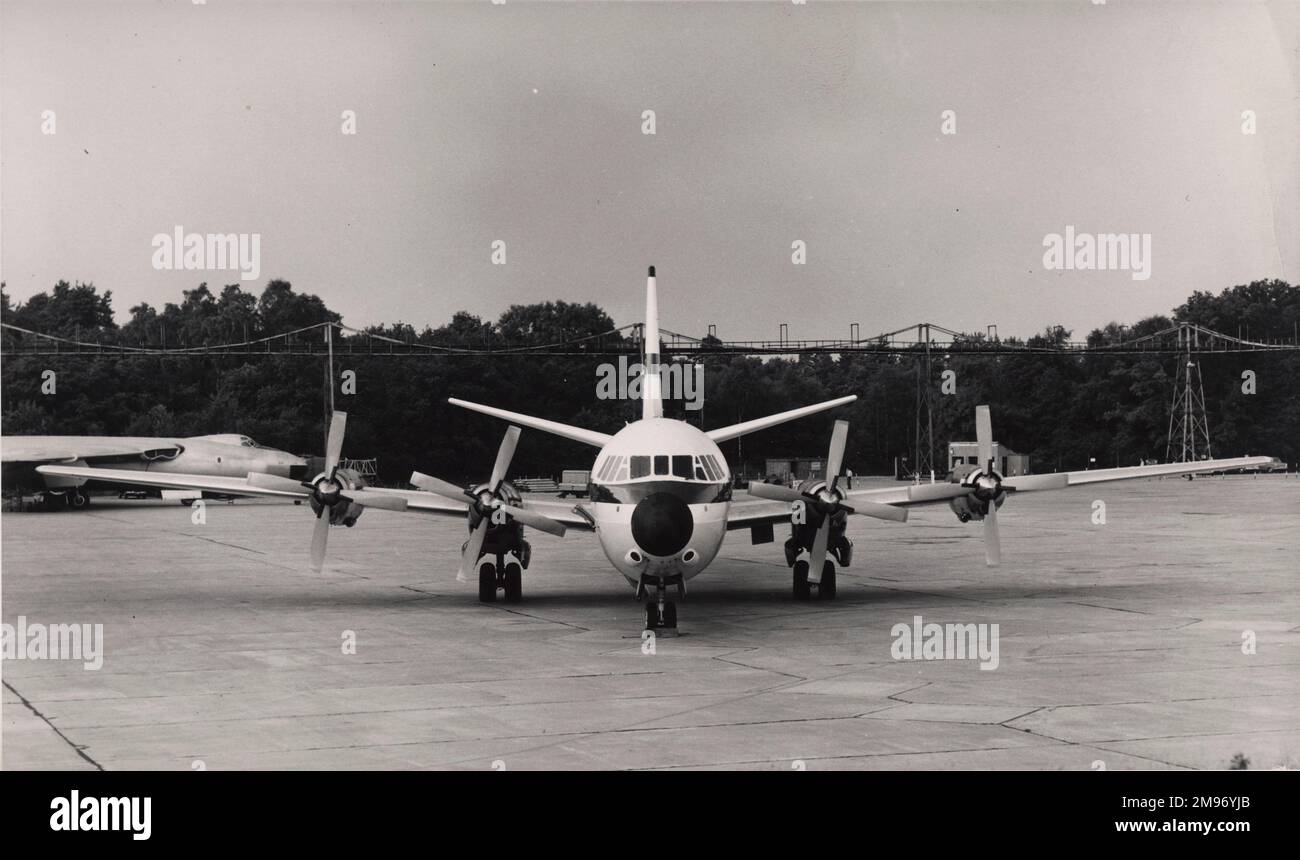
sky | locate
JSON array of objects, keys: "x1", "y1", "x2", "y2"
[{"x1": 2, "y1": 0, "x2": 1297, "y2": 342}]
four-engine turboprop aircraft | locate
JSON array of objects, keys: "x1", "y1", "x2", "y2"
[
  {"x1": 5, "y1": 432, "x2": 306, "y2": 509},
  {"x1": 37, "y1": 267, "x2": 1278, "y2": 630}
]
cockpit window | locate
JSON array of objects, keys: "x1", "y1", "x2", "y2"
[{"x1": 613, "y1": 453, "x2": 726, "y2": 482}]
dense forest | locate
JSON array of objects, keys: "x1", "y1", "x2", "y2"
[{"x1": 2, "y1": 278, "x2": 1298, "y2": 483}]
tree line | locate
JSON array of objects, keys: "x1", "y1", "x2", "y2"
[{"x1": 3, "y1": 277, "x2": 1297, "y2": 483}]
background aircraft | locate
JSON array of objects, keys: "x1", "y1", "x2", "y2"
[
  {"x1": 38, "y1": 267, "x2": 1277, "y2": 630},
  {"x1": 5, "y1": 432, "x2": 306, "y2": 509}
]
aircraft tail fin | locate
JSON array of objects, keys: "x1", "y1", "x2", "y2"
[{"x1": 641, "y1": 266, "x2": 663, "y2": 420}]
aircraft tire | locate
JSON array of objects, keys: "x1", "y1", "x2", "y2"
[
  {"x1": 503, "y1": 562, "x2": 522, "y2": 602},
  {"x1": 819, "y1": 561, "x2": 837, "y2": 600},
  {"x1": 792, "y1": 560, "x2": 811, "y2": 601},
  {"x1": 478, "y1": 561, "x2": 497, "y2": 603}
]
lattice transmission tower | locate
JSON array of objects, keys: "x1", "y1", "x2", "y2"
[{"x1": 1165, "y1": 324, "x2": 1212, "y2": 462}]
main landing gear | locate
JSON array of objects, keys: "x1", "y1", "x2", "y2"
[
  {"x1": 473, "y1": 528, "x2": 532, "y2": 604},
  {"x1": 39, "y1": 489, "x2": 90, "y2": 511},
  {"x1": 477, "y1": 553, "x2": 524, "y2": 604},
  {"x1": 792, "y1": 559, "x2": 837, "y2": 601},
  {"x1": 638, "y1": 573, "x2": 684, "y2": 631}
]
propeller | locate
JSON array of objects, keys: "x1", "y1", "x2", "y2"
[
  {"x1": 748, "y1": 420, "x2": 906, "y2": 584},
  {"x1": 246, "y1": 411, "x2": 407, "y2": 572},
  {"x1": 960, "y1": 405, "x2": 1069, "y2": 566},
  {"x1": 409, "y1": 425, "x2": 566, "y2": 582},
  {"x1": 974, "y1": 405, "x2": 1000, "y2": 566}
]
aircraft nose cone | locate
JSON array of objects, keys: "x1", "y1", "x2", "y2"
[{"x1": 631, "y1": 492, "x2": 694, "y2": 558}]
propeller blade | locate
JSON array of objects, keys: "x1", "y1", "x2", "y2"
[
  {"x1": 489, "y1": 426, "x2": 521, "y2": 491},
  {"x1": 825, "y1": 419, "x2": 849, "y2": 488},
  {"x1": 409, "y1": 471, "x2": 475, "y2": 504},
  {"x1": 342, "y1": 490, "x2": 408, "y2": 512},
  {"x1": 806, "y1": 519, "x2": 831, "y2": 584},
  {"x1": 325, "y1": 411, "x2": 348, "y2": 474},
  {"x1": 746, "y1": 482, "x2": 806, "y2": 504},
  {"x1": 1003, "y1": 473, "x2": 1069, "y2": 492},
  {"x1": 848, "y1": 500, "x2": 909, "y2": 523},
  {"x1": 907, "y1": 483, "x2": 972, "y2": 503},
  {"x1": 499, "y1": 503, "x2": 566, "y2": 538},
  {"x1": 457, "y1": 520, "x2": 489, "y2": 583},
  {"x1": 310, "y1": 510, "x2": 330, "y2": 572},
  {"x1": 246, "y1": 472, "x2": 311, "y2": 495},
  {"x1": 983, "y1": 505, "x2": 1002, "y2": 566},
  {"x1": 975, "y1": 405, "x2": 993, "y2": 474}
]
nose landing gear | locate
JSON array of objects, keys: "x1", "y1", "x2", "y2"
[{"x1": 637, "y1": 573, "x2": 684, "y2": 630}]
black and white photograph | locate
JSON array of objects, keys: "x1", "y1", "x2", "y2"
[{"x1": 1, "y1": 0, "x2": 1297, "y2": 838}]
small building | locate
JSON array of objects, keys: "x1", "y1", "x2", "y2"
[
  {"x1": 948, "y1": 442, "x2": 1029, "y2": 479},
  {"x1": 764, "y1": 456, "x2": 829, "y2": 483}
]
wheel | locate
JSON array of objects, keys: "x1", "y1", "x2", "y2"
[
  {"x1": 644, "y1": 603, "x2": 659, "y2": 629},
  {"x1": 663, "y1": 601, "x2": 677, "y2": 629},
  {"x1": 818, "y1": 561, "x2": 837, "y2": 600},
  {"x1": 42, "y1": 492, "x2": 68, "y2": 512},
  {"x1": 69, "y1": 490, "x2": 89, "y2": 510},
  {"x1": 792, "y1": 560, "x2": 811, "y2": 601},
  {"x1": 503, "y1": 562, "x2": 523, "y2": 602},
  {"x1": 478, "y1": 561, "x2": 497, "y2": 603}
]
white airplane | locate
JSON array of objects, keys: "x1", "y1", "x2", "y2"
[
  {"x1": 38, "y1": 267, "x2": 1278, "y2": 630},
  {"x1": 5, "y1": 432, "x2": 306, "y2": 509}
]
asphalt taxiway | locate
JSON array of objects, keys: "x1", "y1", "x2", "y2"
[{"x1": 3, "y1": 476, "x2": 1297, "y2": 770}]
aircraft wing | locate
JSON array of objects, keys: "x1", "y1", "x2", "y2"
[
  {"x1": 1054, "y1": 456, "x2": 1277, "y2": 486},
  {"x1": 726, "y1": 489, "x2": 917, "y2": 529},
  {"x1": 35, "y1": 465, "x2": 305, "y2": 499},
  {"x1": 832, "y1": 456, "x2": 1278, "y2": 506},
  {"x1": 34, "y1": 464, "x2": 598, "y2": 530},
  {"x1": 364, "y1": 488, "x2": 595, "y2": 530},
  {"x1": 518, "y1": 498, "x2": 597, "y2": 531},
  {"x1": 726, "y1": 455, "x2": 1277, "y2": 530},
  {"x1": 725, "y1": 498, "x2": 804, "y2": 530}
]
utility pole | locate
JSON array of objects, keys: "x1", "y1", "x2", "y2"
[
  {"x1": 913, "y1": 323, "x2": 935, "y2": 480},
  {"x1": 324, "y1": 322, "x2": 336, "y2": 452}
]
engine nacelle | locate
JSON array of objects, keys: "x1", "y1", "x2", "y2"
[
  {"x1": 949, "y1": 489, "x2": 1006, "y2": 523},
  {"x1": 307, "y1": 467, "x2": 367, "y2": 527},
  {"x1": 466, "y1": 479, "x2": 522, "y2": 529}
]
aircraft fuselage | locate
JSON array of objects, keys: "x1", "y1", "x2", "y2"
[{"x1": 586, "y1": 418, "x2": 733, "y2": 586}]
